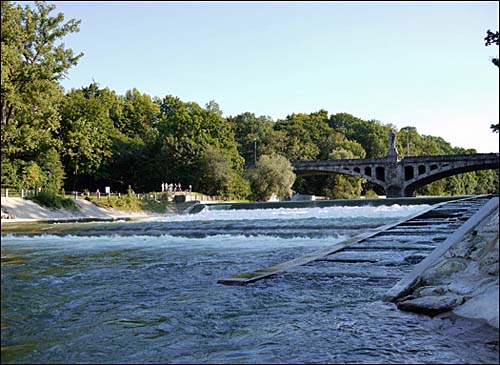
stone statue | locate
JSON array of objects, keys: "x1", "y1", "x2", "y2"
[{"x1": 386, "y1": 129, "x2": 399, "y2": 160}]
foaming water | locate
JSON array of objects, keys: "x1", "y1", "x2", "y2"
[
  {"x1": 2, "y1": 203, "x2": 498, "y2": 364},
  {"x1": 147, "y1": 204, "x2": 428, "y2": 222},
  {"x1": 2, "y1": 204, "x2": 429, "y2": 240},
  {"x1": 1, "y1": 233, "x2": 348, "y2": 252}
]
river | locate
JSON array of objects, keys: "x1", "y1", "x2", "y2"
[{"x1": 1, "y1": 203, "x2": 498, "y2": 363}]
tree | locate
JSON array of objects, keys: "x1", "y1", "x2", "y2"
[
  {"x1": 1, "y1": 1, "x2": 82, "y2": 190},
  {"x1": 485, "y1": 29, "x2": 499, "y2": 68},
  {"x1": 156, "y1": 96, "x2": 247, "y2": 196},
  {"x1": 248, "y1": 154, "x2": 296, "y2": 201},
  {"x1": 199, "y1": 145, "x2": 251, "y2": 198},
  {"x1": 1, "y1": 1, "x2": 82, "y2": 125},
  {"x1": 275, "y1": 110, "x2": 337, "y2": 161},
  {"x1": 38, "y1": 147, "x2": 65, "y2": 192},
  {"x1": 59, "y1": 86, "x2": 114, "y2": 188},
  {"x1": 485, "y1": 29, "x2": 499, "y2": 133},
  {"x1": 329, "y1": 113, "x2": 390, "y2": 158},
  {"x1": 229, "y1": 112, "x2": 286, "y2": 166},
  {"x1": 321, "y1": 142, "x2": 366, "y2": 199}
]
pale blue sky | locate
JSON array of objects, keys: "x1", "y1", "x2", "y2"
[{"x1": 21, "y1": 1, "x2": 499, "y2": 152}]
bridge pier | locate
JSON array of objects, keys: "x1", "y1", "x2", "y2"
[
  {"x1": 384, "y1": 186, "x2": 417, "y2": 198},
  {"x1": 385, "y1": 185, "x2": 405, "y2": 198}
]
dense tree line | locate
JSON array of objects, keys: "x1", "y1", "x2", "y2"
[{"x1": 1, "y1": 2, "x2": 498, "y2": 200}]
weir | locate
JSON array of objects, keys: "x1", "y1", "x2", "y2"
[{"x1": 217, "y1": 195, "x2": 496, "y2": 286}]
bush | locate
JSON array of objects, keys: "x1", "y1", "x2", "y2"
[
  {"x1": 86, "y1": 193, "x2": 143, "y2": 212},
  {"x1": 248, "y1": 154, "x2": 296, "y2": 201},
  {"x1": 26, "y1": 191, "x2": 78, "y2": 210}
]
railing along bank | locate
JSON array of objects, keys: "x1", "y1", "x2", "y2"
[{"x1": 1, "y1": 188, "x2": 226, "y2": 203}]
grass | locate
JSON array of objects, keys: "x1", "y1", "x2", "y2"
[
  {"x1": 25, "y1": 191, "x2": 78, "y2": 210},
  {"x1": 85, "y1": 192, "x2": 173, "y2": 214}
]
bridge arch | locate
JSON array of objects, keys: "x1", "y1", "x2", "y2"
[
  {"x1": 293, "y1": 166, "x2": 387, "y2": 192},
  {"x1": 403, "y1": 160, "x2": 499, "y2": 196}
]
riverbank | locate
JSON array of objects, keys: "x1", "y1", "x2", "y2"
[
  {"x1": 2, "y1": 195, "x2": 464, "y2": 224},
  {"x1": 1, "y1": 197, "x2": 155, "y2": 224},
  {"x1": 388, "y1": 198, "x2": 499, "y2": 329}
]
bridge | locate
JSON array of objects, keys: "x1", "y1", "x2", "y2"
[{"x1": 292, "y1": 130, "x2": 499, "y2": 198}]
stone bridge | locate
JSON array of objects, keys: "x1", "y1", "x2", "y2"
[{"x1": 292, "y1": 131, "x2": 499, "y2": 197}]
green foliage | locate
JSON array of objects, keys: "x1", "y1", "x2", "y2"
[
  {"x1": 26, "y1": 190, "x2": 78, "y2": 210},
  {"x1": 275, "y1": 110, "x2": 340, "y2": 160},
  {"x1": 111, "y1": 88, "x2": 160, "y2": 141},
  {"x1": 1, "y1": 1, "x2": 81, "y2": 191},
  {"x1": 365, "y1": 189, "x2": 378, "y2": 198},
  {"x1": 322, "y1": 146, "x2": 366, "y2": 199},
  {"x1": 1, "y1": 2, "x2": 497, "y2": 201},
  {"x1": 86, "y1": 189, "x2": 172, "y2": 213},
  {"x1": 1, "y1": 157, "x2": 21, "y2": 188},
  {"x1": 155, "y1": 95, "x2": 248, "y2": 197},
  {"x1": 199, "y1": 146, "x2": 251, "y2": 198},
  {"x1": 60, "y1": 86, "x2": 114, "y2": 177},
  {"x1": 329, "y1": 113, "x2": 389, "y2": 157},
  {"x1": 86, "y1": 194, "x2": 142, "y2": 212},
  {"x1": 21, "y1": 161, "x2": 43, "y2": 190},
  {"x1": 38, "y1": 148, "x2": 65, "y2": 192},
  {"x1": 229, "y1": 112, "x2": 286, "y2": 165},
  {"x1": 248, "y1": 154, "x2": 296, "y2": 201},
  {"x1": 323, "y1": 175, "x2": 364, "y2": 199}
]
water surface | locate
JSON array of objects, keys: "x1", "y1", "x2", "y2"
[{"x1": 2, "y1": 204, "x2": 498, "y2": 363}]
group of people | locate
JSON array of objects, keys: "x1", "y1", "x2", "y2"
[
  {"x1": 1, "y1": 209, "x2": 16, "y2": 219},
  {"x1": 161, "y1": 182, "x2": 192, "y2": 193}
]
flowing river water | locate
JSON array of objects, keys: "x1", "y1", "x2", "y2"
[{"x1": 1, "y1": 203, "x2": 499, "y2": 364}]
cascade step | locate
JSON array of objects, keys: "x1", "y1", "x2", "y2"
[{"x1": 217, "y1": 195, "x2": 496, "y2": 286}]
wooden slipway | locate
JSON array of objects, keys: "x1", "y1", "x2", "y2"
[{"x1": 217, "y1": 195, "x2": 494, "y2": 286}]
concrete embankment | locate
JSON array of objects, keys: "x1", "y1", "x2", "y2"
[
  {"x1": 1, "y1": 197, "x2": 153, "y2": 224},
  {"x1": 191, "y1": 195, "x2": 469, "y2": 214},
  {"x1": 386, "y1": 197, "x2": 499, "y2": 328}
]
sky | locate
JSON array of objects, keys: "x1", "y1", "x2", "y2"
[{"x1": 19, "y1": 1, "x2": 500, "y2": 152}]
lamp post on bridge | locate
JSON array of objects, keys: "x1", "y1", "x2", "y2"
[
  {"x1": 254, "y1": 139, "x2": 257, "y2": 165},
  {"x1": 406, "y1": 129, "x2": 410, "y2": 156}
]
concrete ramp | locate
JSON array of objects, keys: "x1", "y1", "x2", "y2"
[{"x1": 217, "y1": 195, "x2": 494, "y2": 286}]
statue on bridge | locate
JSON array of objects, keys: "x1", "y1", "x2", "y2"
[{"x1": 386, "y1": 128, "x2": 400, "y2": 161}]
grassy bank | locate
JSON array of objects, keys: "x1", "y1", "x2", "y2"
[
  {"x1": 85, "y1": 193, "x2": 171, "y2": 214},
  {"x1": 26, "y1": 191, "x2": 78, "y2": 210}
]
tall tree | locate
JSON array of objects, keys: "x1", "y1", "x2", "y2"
[
  {"x1": 1, "y1": 1, "x2": 82, "y2": 189},
  {"x1": 156, "y1": 96, "x2": 249, "y2": 197},
  {"x1": 229, "y1": 112, "x2": 286, "y2": 166},
  {"x1": 248, "y1": 154, "x2": 296, "y2": 201},
  {"x1": 59, "y1": 86, "x2": 114, "y2": 189}
]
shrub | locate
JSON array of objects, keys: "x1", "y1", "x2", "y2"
[
  {"x1": 248, "y1": 154, "x2": 296, "y2": 201},
  {"x1": 26, "y1": 191, "x2": 78, "y2": 210}
]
